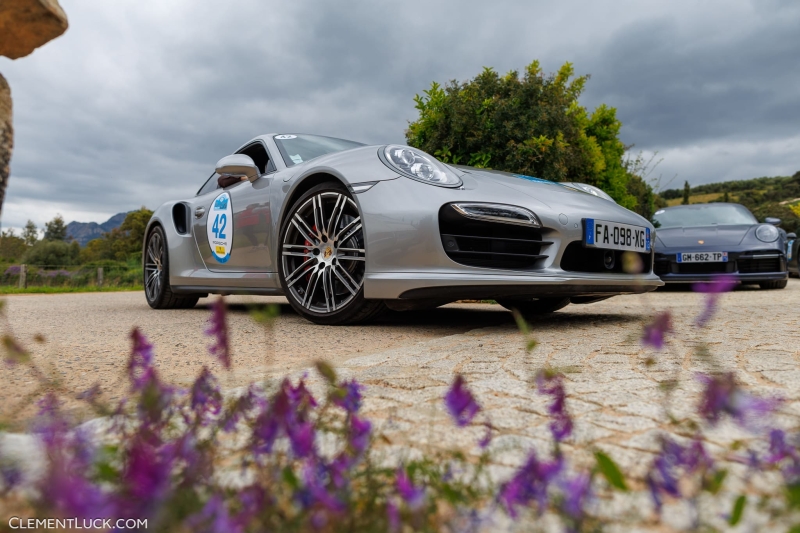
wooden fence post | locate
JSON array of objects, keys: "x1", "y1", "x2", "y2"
[
  {"x1": 19, "y1": 264, "x2": 27, "y2": 289},
  {"x1": 97, "y1": 267, "x2": 104, "y2": 287}
]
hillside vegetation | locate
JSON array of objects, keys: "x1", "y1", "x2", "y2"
[{"x1": 660, "y1": 171, "x2": 800, "y2": 232}]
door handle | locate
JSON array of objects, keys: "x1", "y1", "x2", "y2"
[{"x1": 195, "y1": 207, "x2": 206, "y2": 218}]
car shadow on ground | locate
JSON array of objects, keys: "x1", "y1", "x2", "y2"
[{"x1": 206, "y1": 301, "x2": 640, "y2": 331}]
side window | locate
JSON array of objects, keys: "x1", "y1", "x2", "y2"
[
  {"x1": 197, "y1": 172, "x2": 221, "y2": 196},
  {"x1": 237, "y1": 142, "x2": 274, "y2": 175}
]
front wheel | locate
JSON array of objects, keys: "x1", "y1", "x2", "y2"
[
  {"x1": 278, "y1": 182, "x2": 385, "y2": 325},
  {"x1": 759, "y1": 279, "x2": 788, "y2": 290},
  {"x1": 496, "y1": 297, "x2": 571, "y2": 316},
  {"x1": 144, "y1": 226, "x2": 199, "y2": 309}
]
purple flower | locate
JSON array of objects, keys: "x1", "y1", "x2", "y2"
[
  {"x1": 647, "y1": 436, "x2": 713, "y2": 512},
  {"x1": 119, "y1": 439, "x2": 174, "y2": 516},
  {"x1": 300, "y1": 460, "x2": 346, "y2": 512},
  {"x1": 128, "y1": 328, "x2": 155, "y2": 390},
  {"x1": 333, "y1": 379, "x2": 364, "y2": 413},
  {"x1": 498, "y1": 450, "x2": 562, "y2": 518},
  {"x1": 559, "y1": 473, "x2": 592, "y2": 521},
  {"x1": 396, "y1": 468, "x2": 425, "y2": 509},
  {"x1": 693, "y1": 274, "x2": 737, "y2": 326},
  {"x1": 288, "y1": 421, "x2": 315, "y2": 458},
  {"x1": 536, "y1": 371, "x2": 573, "y2": 442},
  {"x1": 698, "y1": 373, "x2": 778, "y2": 428},
  {"x1": 33, "y1": 394, "x2": 69, "y2": 448},
  {"x1": 444, "y1": 374, "x2": 480, "y2": 427},
  {"x1": 4, "y1": 265, "x2": 20, "y2": 276},
  {"x1": 642, "y1": 311, "x2": 672, "y2": 350},
  {"x1": 387, "y1": 501, "x2": 401, "y2": 532},
  {"x1": 189, "y1": 494, "x2": 242, "y2": 533},
  {"x1": 478, "y1": 422, "x2": 493, "y2": 449},
  {"x1": 206, "y1": 297, "x2": 230, "y2": 369},
  {"x1": 191, "y1": 367, "x2": 223, "y2": 423},
  {"x1": 349, "y1": 414, "x2": 372, "y2": 454}
]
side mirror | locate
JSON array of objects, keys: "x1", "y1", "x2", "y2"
[
  {"x1": 788, "y1": 233, "x2": 797, "y2": 239},
  {"x1": 216, "y1": 154, "x2": 260, "y2": 182},
  {"x1": 765, "y1": 217, "x2": 781, "y2": 226}
]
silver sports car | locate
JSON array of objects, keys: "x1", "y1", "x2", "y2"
[{"x1": 143, "y1": 134, "x2": 663, "y2": 324}]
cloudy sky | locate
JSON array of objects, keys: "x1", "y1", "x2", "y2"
[{"x1": 1, "y1": 0, "x2": 798, "y2": 228}]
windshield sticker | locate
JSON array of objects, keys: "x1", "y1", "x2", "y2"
[
  {"x1": 207, "y1": 191, "x2": 233, "y2": 263},
  {"x1": 275, "y1": 134, "x2": 297, "y2": 140},
  {"x1": 512, "y1": 174, "x2": 556, "y2": 185},
  {"x1": 290, "y1": 154, "x2": 304, "y2": 164}
]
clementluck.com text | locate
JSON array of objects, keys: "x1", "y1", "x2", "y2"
[{"x1": 8, "y1": 517, "x2": 148, "y2": 529}]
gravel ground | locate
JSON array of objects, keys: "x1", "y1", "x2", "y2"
[{"x1": 2, "y1": 280, "x2": 800, "y2": 529}]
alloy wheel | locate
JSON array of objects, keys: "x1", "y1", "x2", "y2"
[
  {"x1": 145, "y1": 231, "x2": 164, "y2": 302},
  {"x1": 281, "y1": 191, "x2": 366, "y2": 314}
]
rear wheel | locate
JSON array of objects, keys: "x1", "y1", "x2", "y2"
[
  {"x1": 759, "y1": 279, "x2": 788, "y2": 290},
  {"x1": 278, "y1": 182, "x2": 385, "y2": 325},
  {"x1": 144, "y1": 226, "x2": 200, "y2": 309},
  {"x1": 496, "y1": 297, "x2": 571, "y2": 316}
]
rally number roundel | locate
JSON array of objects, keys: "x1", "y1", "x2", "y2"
[{"x1": 207, "y1": 192, "x2": 233, "y2": 263}]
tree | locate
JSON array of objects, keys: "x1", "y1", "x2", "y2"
[
  {"x1": 682, "y1": 181, "x2": 691, "y2": 205},
  {"x1": 0, "y1": 228, "x2": 26, "y2": 261},
  {"x1": 22, "y1": 239, "x2": 80, "y2": 267},
  {"x1": 81, "y1": 208, "x2": 153, "y2": 263},
  {"x1": 406, "y1": 61, "x2": 653, "y2": 213},
  {"x1": 44, "y1": 214, "x2": 68, "y2": 241},
  {"x1": 723, "y1": 191, "x2": 730, "y2": 202},
  {"x1": 22, "y1": 219, "x2": 38, "y2": 246}
]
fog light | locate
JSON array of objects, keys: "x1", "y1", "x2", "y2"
[{"x1": 603, "y1": 250, "x2": 616, "y2": 270}]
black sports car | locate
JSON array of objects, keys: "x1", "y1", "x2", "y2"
[
  {"x1": 789, "y1": 232, "x2": 799, "y2": 277},
  {"x1": 652, "y1": 203, "x2": 789, "y2": 289}
]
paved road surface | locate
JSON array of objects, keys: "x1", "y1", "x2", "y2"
[{"x1": 2, "y1": 280, "x2": 799, "y2": 529}]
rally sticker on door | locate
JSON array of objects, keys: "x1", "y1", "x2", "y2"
[{"x1": 207, "y1": 192, "x2": 233, "y2": 263}]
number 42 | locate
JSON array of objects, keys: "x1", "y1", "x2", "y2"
[{"x1": 212, "y1": 214, "x2": 227, "y2": 239}]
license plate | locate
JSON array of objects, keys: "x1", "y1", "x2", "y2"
[
  {"x1": 676, "y1": 252, "x2": 728, "y2": 263},
  {"x1": 584, "y1": 219, "x2": 650, "y2": 252}
]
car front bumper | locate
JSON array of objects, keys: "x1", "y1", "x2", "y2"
[{"x1": 654, "y1": 250, "x2": 787, "y2": 284}]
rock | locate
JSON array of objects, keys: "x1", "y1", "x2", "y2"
[
  {"x1": 0, "y1": 0, "x2": 68, "y2": 60},
  {"x1": 0, "y1": 74, "x2": 11, "y2": 218}
]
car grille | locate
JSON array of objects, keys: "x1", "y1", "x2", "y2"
[
  {"x1": 439, "y1": 204, "x2": 550, "y2": 270},
  {"x1": 738, "y1": 255, "x2": 784, "y2": 274},
  {"x1": 674, "y1": 262, "x2": 734, "y2": 274},
  {"x1": 654, "y1": 250, "x2": 785, "y2": 276},
  {"x1": 560, "y1": 241, "x2": 653, "y2": 274}
]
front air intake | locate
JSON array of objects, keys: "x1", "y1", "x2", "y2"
[{"x1": 438, "y1": 203, "x2": 550, "y2": 270}]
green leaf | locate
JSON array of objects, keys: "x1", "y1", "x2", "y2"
[
  {"x1": 315, "y1": 360, "x2": 337, "y2": 385},
  {"x1": 787, "y1": 483, "x2": 800, "y2": 509},
  {"x1": 594, "y1": 451, "x2": 628, "y2": 491},
  {"x1": 282, "y1": 466, "x2": 299, "y2": 489},
  {"x1": 787, "y1": 524, "x2": 800, "y2": 533},
  {"x1": 705, "y1": 469, "x2": 728, "y2": 495},
  {"x1": 728, "y1": 495, "x2": 746, "y2": 526}
]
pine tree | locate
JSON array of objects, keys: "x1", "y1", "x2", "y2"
[
  {"x1": 22, "y1": 220, "x2": 38, "y2": 246},
  {"x1": 682, "y1": 181, "x2": 691, "y2": 205},
  {"x1": 44, "y1": 214, "x2": 68, "y2": 241}
]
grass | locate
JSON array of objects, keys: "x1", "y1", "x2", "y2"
[{"x1": 0, "y1": 285, "x2": 143, "y2": 295}]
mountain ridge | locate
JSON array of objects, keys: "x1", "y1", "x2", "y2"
[{"x1": 66, "y1": 212, "x2": 131, "y2": 247}]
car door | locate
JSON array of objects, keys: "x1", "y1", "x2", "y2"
[{"x1": 192, "y1": 141, "x2": 276, "y2": 273}]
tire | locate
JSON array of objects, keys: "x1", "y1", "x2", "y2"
[
  {"x1": 144, "y1": 226, "x2": 200, "y2": 309},
  {"x1": 277, "y1": 182, "x2": 385, "y2": 325},
  {"x1": 496, "y1": 297, "x2": 571, "y2": 316},
  {"x1": 759, "y1": 279, "x2": 788, "y2": 290}
]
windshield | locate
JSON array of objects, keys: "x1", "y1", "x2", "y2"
[
  {"x1": 273, "y1": 134, "x2": 364, "y2": 167},
  {"x1": 652, "y1": 204, "x2": 757, "y2": 228}
]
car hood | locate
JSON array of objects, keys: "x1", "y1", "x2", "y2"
[
  {"x1": 655, "y1": 225, "x2": 750, "y2": 248},
  {"x1": 458, "y1": 167, "x2": 650, "y2": 226}
]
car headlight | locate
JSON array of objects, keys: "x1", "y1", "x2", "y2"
[
  {"x1": 561, "y1": 182, "x2": 616, "y2": 202},
  {"x1": 755, "y1": 224, "x2": 779, "y2": 242},
  {"x1": 381, "y1": 145, "x2": 461, "y2": 187}
]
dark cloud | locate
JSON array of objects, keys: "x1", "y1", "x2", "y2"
[{"x1": 1, "y1": 0, "x2": 799, "y2": 229}]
